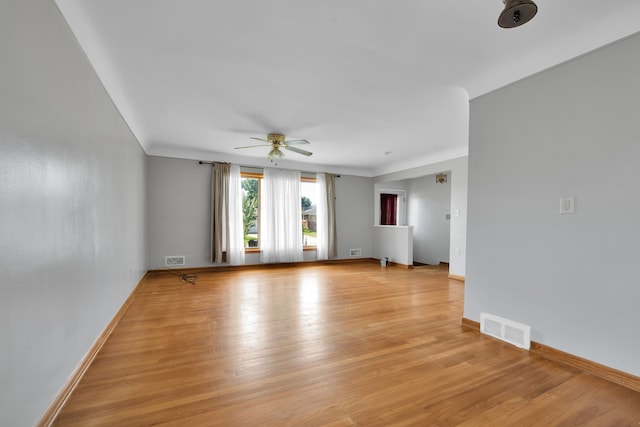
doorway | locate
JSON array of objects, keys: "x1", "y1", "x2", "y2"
[{"x1": 407, "y1": 172, "x2": 451, "y2": 266}]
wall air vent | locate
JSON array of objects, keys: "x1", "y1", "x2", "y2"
[
  {"x1": 480, "y1": 313, "x2": 531, "y2": 350},
  {"x1": 165, "y1": 256, "x2": 186, "y2": 267},
  {"x1": 349, "y1": 248, "x2": 362, "y2": 257}
]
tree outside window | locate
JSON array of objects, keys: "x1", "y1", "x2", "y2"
[
  {"x1": 301, "y1": 180, "x2": 317, "y2": 247},
  {"x1": 241, "y1": 177, "x2": 259, "y2": 248}
]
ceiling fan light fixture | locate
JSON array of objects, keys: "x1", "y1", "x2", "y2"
[
  {"x1": 498, "y1": 0, "x2": 538, "y2": 28},
  {"x1": 267, "y1": 133, "x2": 285, "y2": 159},
  {"x1": 268, "y1": 147, "x2": 284, "y2": 159}
]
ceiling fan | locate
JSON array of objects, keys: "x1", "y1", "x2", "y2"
[{"x1": 235, "y1": 133, "x2": 312, "y2": 159}]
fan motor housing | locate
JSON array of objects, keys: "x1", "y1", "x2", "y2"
[{"x1": 267, "y1": 133, "x2": 286, "y2": 144}]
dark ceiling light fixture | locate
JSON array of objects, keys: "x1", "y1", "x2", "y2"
[{"x1": 498, "y1": 0, "x2": 538, "y2": 28}]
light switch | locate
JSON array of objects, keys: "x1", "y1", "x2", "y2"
[{"x1": 560, "y1": 196, "x2": 575, "y2": 214}]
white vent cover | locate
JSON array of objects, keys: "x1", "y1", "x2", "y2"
[
  {"x1": 165, "y1": 256, "x2": 186, "y2": 267},
  {"x1": 350, "y1": 248, "x2": 362, "y2": 257},
  {"x1": 480, "y1": 313, "x2": 531, "y2": 350}
]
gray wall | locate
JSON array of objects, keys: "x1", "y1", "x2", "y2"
[
  {"x1": 335, "y1": 174, "x2": 374, "y2": 259},
  {"x1": 147, "y1": 156, "x2": 211, "y2": 268},
  {"x1": 147, "y1": 156, "x2": 374, "y2": 266},
  {"x1": 0, "y1": 2, "x2": 147, "y2": 426},
  {"x1": 466, "y1": 33, "x2": 640, "y2": 376},
  {"x1": 408, "y1": 173, "x2": 451, "y2": 265}
]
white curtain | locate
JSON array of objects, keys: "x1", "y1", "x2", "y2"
[
  {"x1": 316, "y1": 173, "x2": 329, "y2": 260},
  {"x1": 228, "y1": 164, "x2": 245, "y2": 265},
  {"x1": 260, "y1": 168, "x2": 303, "y2": 263}
]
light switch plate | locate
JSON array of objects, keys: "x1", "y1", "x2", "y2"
[{"x1": 560, "y1": 196, "x2": 575, "y2": 214}]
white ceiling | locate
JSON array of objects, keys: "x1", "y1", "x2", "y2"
[{"x1": 55, "y1": 0, "x2": 640, "y2": 176}]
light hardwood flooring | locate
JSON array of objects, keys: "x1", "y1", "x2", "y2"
[{"x1": 53, "y1": 262, "x2": 640, "y2": 426}]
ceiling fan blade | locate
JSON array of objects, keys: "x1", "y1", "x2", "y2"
[
  {"x1": 285, "y1": 145, "x2": 313, "y2": 156},
  {"x1": 250, "y1": 137, "x2": 269, "y2": 142},
  {"x1": 284, "y1": 139, "x2": 310, "y2": 145},
  {"x1": 235, "y1": 144, "x2": 271, "y2": 149}
]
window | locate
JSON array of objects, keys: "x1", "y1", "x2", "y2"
[
  {"x1": 301, "y1": 177, "x2": 317, "y2": 248},
  {"x1": 241, "y1": 172, "x2": 317, "y2": 251},
  {"x1": 241, "y1": 173, "x2": 260, "y2": 249},
  {"x1": 375, "y1": 188, "x2": 406, "y2": 226},
  {"x1": 380, "y1": 193, "x2": 398, "y2": 225}
]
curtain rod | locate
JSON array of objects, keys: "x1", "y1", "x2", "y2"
[{"x1": 197, "y1": 161, "x2": 340, "y2": 177}]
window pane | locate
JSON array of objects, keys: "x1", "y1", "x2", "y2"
[
  {"x1": 380, "y1": 193, "x2": 398, "y2": 225},
  {"x1": 301, "y1": 180, "x2": 316, "y2": 247},
  {"x1": 241, "y1": 177, "x2": 259, "y2": 248}
]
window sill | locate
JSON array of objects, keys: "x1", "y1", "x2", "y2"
[{"x1": 244, "y1": 247, "x2": 318, "y2": 253}]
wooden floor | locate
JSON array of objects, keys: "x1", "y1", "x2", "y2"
[{"x1": 53, "y1": 262, "x2": 640, "y2": 426}]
